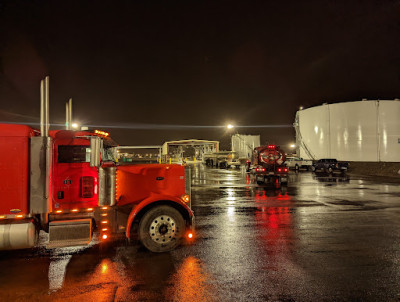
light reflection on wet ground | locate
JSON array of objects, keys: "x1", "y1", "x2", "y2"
[{"x1": 1, "y1": 164, "x2": 400, "y2": 301}]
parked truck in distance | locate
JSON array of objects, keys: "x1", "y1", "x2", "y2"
[
  {"x1": 286, "y1": 156, "x2": 313, "y2": 171},
  {"x1": 203, "y1": 151, "x2": 241, "y2": 168},
  {"x1": 248, "y1": 144, "x2": 289, "y2": 187},
  {"x1": 0, "y1": 77, "x2": 194, "y2": 253},
  {"x1": 312, "y1": 158, "x2": 349, "y2": 174}
]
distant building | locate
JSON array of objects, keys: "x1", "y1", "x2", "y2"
[{"x1": 162, "y1": 139, "x2": 219, "y2": 161}]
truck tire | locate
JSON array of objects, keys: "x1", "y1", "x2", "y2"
[
  {"x1": 138, "y1": 205, "x2": 185, "y2": 253},
  {"x1": 295, "y1": 164, "x2": 299, "y2": 171},
  {"x1": 311, "y1": 166, "x2": 316, "y2": 172}
]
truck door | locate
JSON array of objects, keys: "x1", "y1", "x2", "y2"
[{"x1": 52, "y1": 139, "x2": 99, "y2": 210}]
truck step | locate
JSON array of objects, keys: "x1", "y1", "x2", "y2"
[{"x1": 47, "y1": 219, "x2": 92, "y2": 248}]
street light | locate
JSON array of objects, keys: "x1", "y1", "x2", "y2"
[
  {"x1": 71, "y1": 123, "x2": 79, "y2": 129},
  {"x1": 227, "y1": 124, "x2": 234, "y2": 129}
]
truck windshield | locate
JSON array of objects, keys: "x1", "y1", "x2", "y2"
[{"x1": 58, "y1": 145, "x2": 90, "y2": 163}]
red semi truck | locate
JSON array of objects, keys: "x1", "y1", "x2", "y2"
[
  {"x1": 0, "y1": 79, "x2": 194, "y2": 253},
  {"x1": 248, "y1": 144, "x2": 289, "y2": 187}
]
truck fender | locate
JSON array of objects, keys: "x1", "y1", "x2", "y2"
[{"x1": 125, "y1": 193, "x2": 193, "y2": 239}]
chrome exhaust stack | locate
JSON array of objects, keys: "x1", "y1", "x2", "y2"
[
  {"x1": 65, "y1": 98, "x2": 72, "y2": 130},
  {"x1": 40, "y1": 76, "x2": 50, "y2": 137},
  {"x1": 30, "y1": 76, "x2": 52, "y2": 226}
]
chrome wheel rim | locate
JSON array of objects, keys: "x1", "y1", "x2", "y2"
[{"x1": 149, "y1": 215, "x2": 177, "y2": 244}]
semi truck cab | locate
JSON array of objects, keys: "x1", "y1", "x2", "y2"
[{"x1": 0, "y1": 125, "x2": 194, "y2": 252}]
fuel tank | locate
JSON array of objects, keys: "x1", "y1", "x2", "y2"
[
  {"x1": 252, "y1": 145, "x2": 287, "y2": 167},
  {"x1": 0, "y1": 222, "x2": 37, "y2": 250}
]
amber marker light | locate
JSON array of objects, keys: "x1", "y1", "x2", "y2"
[
  {"x1": 71, "y1": 209, "x2": 79, "y2": 212},
  {"x1": 101, "y1": 213, "x2": 108, "y2": 217},
  {"x1": 87, "y1": 208, "x2": 94, "y2": 212},
  {"x1": 181, "y1": 194, "x2": 190, "y2": 203},
  {"x1": 102, "y1": 234, "x2": 108, "y2": 240},
  {"x1": 16, "y1": 215, "x2": 24, "y2": 218},
  {"x1": 187, "y1": 232, "x2": 194, "y2": 239},
  {"x1": 0, "y1": 216, "x2": 5, "y2": 219},
  {"x1": 101, "y1": 220, "x2": 108, "y2": 224},
  {"x1": 56, "y1": 210, "x2": 63, "y2": 214},
  {"x1": 102, "y1": 228, "x2": 108, "y2": 232},
  {"x1": 101, "y1": 206, "x2": 109, "y2": 210}
]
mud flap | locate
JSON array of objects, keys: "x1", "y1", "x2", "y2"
[{"x1": 47, "y1": 219, "x2": 92, "y2": 248}]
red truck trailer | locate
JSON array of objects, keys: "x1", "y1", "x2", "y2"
[
  {"x1": 249, "y1": 144, "x2": 289, "y2": 187},
  {"x1": 0, "y1": 78, "x2": 194, "y2": 253}
]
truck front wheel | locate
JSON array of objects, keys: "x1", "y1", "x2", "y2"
[{"x1": 139, "y1": 205, "x2": 185, "y2": 253}]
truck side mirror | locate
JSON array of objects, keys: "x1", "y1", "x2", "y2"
[{"x1": 90, "y1": 136, "x2": 101, "y2": 167}]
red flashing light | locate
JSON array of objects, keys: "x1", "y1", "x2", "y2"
[
  {"x1": 277, "y1": 168, "x2": 282, "y2": 172},
  {"x1": 284, "y1": 168, "x2": 288, "y2": 172},
  {"x1": 268, "y1": 145, "x2": 276, "y2": 149}
]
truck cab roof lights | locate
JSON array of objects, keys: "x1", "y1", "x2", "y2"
[{"x1": 94, "y1": 130, "x2": 109, "y2": 137}]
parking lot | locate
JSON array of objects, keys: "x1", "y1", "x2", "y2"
[{"x1": 1, "y1": 164, "x2": 400, "y2": 301}]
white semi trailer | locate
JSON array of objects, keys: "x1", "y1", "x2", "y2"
[{"x1": 231, "y1": 134, "x2": 260, "y2": 161}]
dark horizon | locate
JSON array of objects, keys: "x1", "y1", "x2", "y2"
[{"x1": 1, "y1": 0, "x2": 400, "y2": 150}]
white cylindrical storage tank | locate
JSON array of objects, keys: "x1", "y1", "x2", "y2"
[{"x1": 295, "y1": 100, "x2": 400, "y2": 162}]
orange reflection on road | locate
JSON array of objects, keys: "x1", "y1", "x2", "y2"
[{"x1": 166, "y1": 256, "x2": 217, "y2": 302}]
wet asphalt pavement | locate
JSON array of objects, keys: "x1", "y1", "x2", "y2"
[{"x1": 1, "y1": 164, "x2": 400, "y2": 302}]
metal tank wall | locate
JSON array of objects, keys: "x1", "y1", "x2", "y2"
[
  {"x1": 297, "y1": 100, "x2": 400, "y2": 162},
  {"x1": 297, "y1": 104, "x2": 330, "y2": 159}
]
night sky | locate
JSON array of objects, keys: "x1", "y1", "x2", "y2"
[{"x1": 1, "y1": 0, "x2": 400, "y2": 150}]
